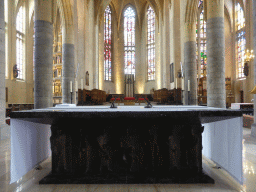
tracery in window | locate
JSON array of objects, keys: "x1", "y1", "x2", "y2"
[
  {"x1": 124, "y1": 7, "x2": 135, "y2": 77},
  {"x1": 104, "y1": 5, "x2": 112, "y2": 81},
  {"x1": 236, "y1": 3, "x2": 246, "y2": 79},
  {"x1": 196, "y1": 4, "x2": 207, "y2": 78},
  {"x1": 147, "y1": 6, "x2": 155, "y2": 81},
  {"x1": 16, "y1": 6, "x2": 25, "y2": 79}
]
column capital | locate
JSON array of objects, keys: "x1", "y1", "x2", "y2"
[
  {"x1": 35, "y1": 0, "x2": 53, "y2": 23},
  {"x1": 207, "y1": 0, "x2": 224, "y2": 19},
  {"x1": 185, "y1": 21, "x2": 196, "y2": 42}
]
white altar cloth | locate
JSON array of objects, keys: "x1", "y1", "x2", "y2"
[{"x1": 10, "y1": 119, "x2": 51, "y2": 184}]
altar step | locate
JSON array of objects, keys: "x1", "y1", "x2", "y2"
[{"x1": 39, "y1": 170, "x2": 214, "y2": 184}]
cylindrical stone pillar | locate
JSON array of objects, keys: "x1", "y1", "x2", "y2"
[
  {"x1": 34, "y1": 0, "x2": 53, "y2": 109},
  {"x1": 62, "y1": 24, "x2": 75, "y2": 104},
  {"x1": 0, "y1": 0, "x2": 5, "y2": 125},
  {"x1": 252, "y1": 0, "x2": 256, "y2": 137},
  {"x1": 206, "y1": 0, "x2": 226, "y2": 108},
  {"x1": 184, "y1": 22, "x2": 197, "y2": 105}
]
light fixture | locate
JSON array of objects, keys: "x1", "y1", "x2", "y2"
[
  {"x1": 244, "y1": 49, "x2": 255, "y2": 62},
  {"x1": 243, "y1": 49, "x2": 255, "y2": 76}
]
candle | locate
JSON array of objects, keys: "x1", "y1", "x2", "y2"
[
  {"x1": 175, "y1": 78, "x2": 177, "y2": 89},
  {"x1": 70, "y1": 81, "x2": 72, "y2": 92},
  {"x1": 188, "y1": 80, "x2": 190, "y2": 91},
  {"x1": 182, "y1": 79, "x2": 184, "y2": 90},
  {"x1": 81, "y1": 79, "x2": 83, "y2": 90},
  {"x1": 75, "y1": 81, "x2": 78, "y2": 92}
]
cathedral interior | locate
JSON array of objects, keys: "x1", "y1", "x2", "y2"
[{"x1": 1, "y1": 0, "x2": 256, "y2": 191}]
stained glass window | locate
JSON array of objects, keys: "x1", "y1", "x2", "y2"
[
  {"x1": 124, "y1": 7, "x2": 135, "y2": 77},
  {"x1": 196, "y1": 5, "x2": 207, "y2": 78},
  {"x1": 236, "y1": 3, "x2": 246, "y2": 79},
  {"x1": 147, "y1": 6, "x2": 155, "y2": 81},
  {"x1": 16, "y1": 6, "x2": 25, "y2": 80},
  {"x1": 104, "y1": 5, "x2": 112, "y2": 81},
  {"x1": 198, "y1": 0, "x2": 203, "y2": 8}
]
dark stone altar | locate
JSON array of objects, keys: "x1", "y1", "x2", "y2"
[{"x1": 10, "y1": 105, "x2": 242, "y2": 184}]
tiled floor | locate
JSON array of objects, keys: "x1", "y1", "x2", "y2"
[{"x1": 1, "y1": 127, "x2": 256, "y2": 192}]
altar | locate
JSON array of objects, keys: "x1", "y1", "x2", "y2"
[{"x1": 10, "y1": 105, "x2": 243, "y2": 184}]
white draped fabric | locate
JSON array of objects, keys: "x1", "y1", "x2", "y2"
[{"x1": 10, "y1": 119, "x2": 51, "y2": 184}]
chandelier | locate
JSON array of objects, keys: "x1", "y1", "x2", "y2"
[
  {"x1": 244, "y1": 49, "x2": 255, "y2": 62},
  {"x1": 243, "y1": 49, "x2": 255, "y2": 77}
]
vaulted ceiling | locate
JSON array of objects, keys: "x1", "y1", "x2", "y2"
[{"x1": 55, "y1": 0, "x2": 235, "y2": 33}]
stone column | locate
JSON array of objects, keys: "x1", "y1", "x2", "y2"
[
  {"x1": 184, "y1": 22, "x2": 197, "y2": 105},
  {"x1": 0, "y1": 0, "x2": 8, "y2": 140},
  {"x1": 252, "y1": 0, "x2": 256, "y2": 137},
  {"x1": 62, "y1": 24, "x2": 75, "y2": 104},
  {"x1": 206, "y1": 0, "x2": 225, "y2": 108},
  {"x1": 34, "y1": 0, "x2": 53, "y2": 109}
]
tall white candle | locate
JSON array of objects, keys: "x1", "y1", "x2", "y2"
[
  {"x1": 75, "y1": 81, "x2": 78, "y2": 92},
  {"x1": 188, "y1": 80, "x2": 190, "y2": 91},
  {"x1": 182, "y1": 79, "x2": 184, "y2": 90},
  {"x1": 81, "y1": 79, "x2": 83, "y2": 90},
  {"x1": 175, "y1": 78, "x2": 177, "y2": 89},
  {"x1": 70, "y1": 81, "x2": 72, "y2": 92}
]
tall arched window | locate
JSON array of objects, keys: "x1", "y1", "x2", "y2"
[
  {"x1": 16, "y1": 6, "x2": 25, "y2": 80},
  {"x1": 104, "y1": 5, "x2": 112, "y2": 81},
  {"x1": 236, "y1": 3, "x2": 246, "y2": 79},
  {"x1": 196, "y1": 1, "x2": 207, "y2": 78},
  {"x1": 147, "y1": 6, "x2": 155, "y2": 81},
  {"x1": 124, "y1": 7, "x2": 135, "y2": 77}
]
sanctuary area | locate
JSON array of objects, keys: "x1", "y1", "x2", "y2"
[{"x1": 0, "y1": 0, "x2": 256, "y2": 190}]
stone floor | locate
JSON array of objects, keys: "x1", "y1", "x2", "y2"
[{"x1": 0, "y1": 127, "x2": 256, "y2": 191}]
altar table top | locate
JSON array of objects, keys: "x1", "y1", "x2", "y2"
[{"x1": 10, "y1": 105, "x2": 242, "y2": 124}]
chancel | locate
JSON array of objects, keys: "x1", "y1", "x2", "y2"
[{"x1": 1, "y1": 0, "x2": 256, "y2": 191}]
